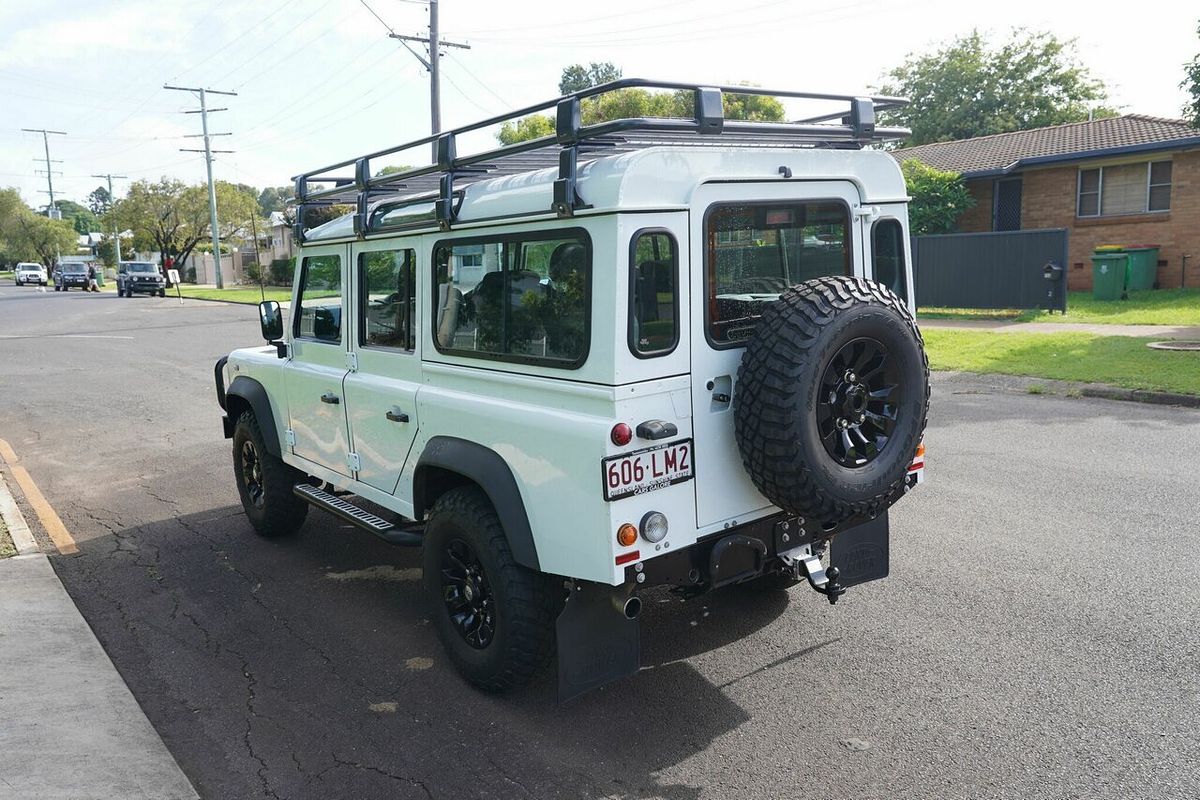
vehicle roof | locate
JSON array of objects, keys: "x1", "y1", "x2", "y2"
[{"x1": 305, "y1": 146, "x2": 908, "y2": 243}]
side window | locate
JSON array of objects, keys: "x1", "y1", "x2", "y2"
[
  {"x1": 629, "y1": 230, "x2": 678, "y2": 356},
  {"x1": 872, "y1": 218, "x2": 908, "y2": 302},
  {"x1": 433, "y1": 230, "x2": 590, "y2": 367},
  {"x1": 706, "y1": 201, "x2": 850, "y2": 346},
  {"x1": 360, "y1": 248, "x2": 415, "y2": 351},
  {"x1": 295, "y1": 254, "x2": 342, "y2": 343}
]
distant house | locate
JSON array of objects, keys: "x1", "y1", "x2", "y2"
[
  {"x1": 892, "y1": 116, "x2": 1200, "y2": 290},
  {"x1": 267, "y1": 211, "x2": 294, "y2": 261}
]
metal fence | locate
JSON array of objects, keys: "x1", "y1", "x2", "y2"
[{"x1": 912, "y1": 228, "x2": 1068, "y2": 312}]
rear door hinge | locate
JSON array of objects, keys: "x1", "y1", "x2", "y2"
[
  {"x1": 346, "y1": 352, "x2": 358, "y2": 372},
  {"x1": 285, "y1": 428, "x2": 296, "y2": 447},
  {"x1": 346, "y1": 452, "x2": 361, "y2": 472}
]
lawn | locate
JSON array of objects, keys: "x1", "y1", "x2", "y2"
[
  {"x1": 0, "y1": 514, "x2": 13, "y2": 559},
  {"x1": 175, "y1": 286, "x2": 291, "y2": 304},
  {"x1": 919, "y1": 288, "x2": 1200, "y2": 326},
  {"x1": 923, "y1": 328, "x2": 1200, "y2": 395}
]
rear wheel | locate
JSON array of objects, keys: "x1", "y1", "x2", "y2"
[
  {"x1": 423, "y1": 486, "x2": 559, "y2": 692},
  {"x1": 231, "y1": 410, "x2": 309, "y2": 538}
]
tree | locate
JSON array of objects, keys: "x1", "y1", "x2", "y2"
[
  {"x1": 87, "y1": 185, "x2": 112, "y2": 216},
  {"x1": 257, "y1": 186, "x2": 291, "y2": 216},
  {"x1": 11, "y1": 213, "x2": 79, "y2": 268},
  {"x1": 497, "y1": 115, "x2": 556, "y2": 145},
  {"x1": 877, "y1": 30, "x2": 1111, "y2": 146},
  {"x1": 559, "y1": 62, "x2": 622, "y2": 95},
  {"x1": 1183, "y1": 21, "x2": 1200, "y2": 127},
  {"x1": 95, "y1": 237, "x2": 120, "y2": 267},
  {"x1": 54, "y1": 200, "x2": 97, "y2": 235},
  {"x1": 900, "y1": 160, "x2": 976, "y2": 235}
]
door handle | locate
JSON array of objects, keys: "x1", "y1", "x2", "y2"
[
  {"x1": 385, "y1": 408, "x2": 409, "y2": 423},
  {"x1": 320, "y1": 392, "x2": 340, "y2": 404}
]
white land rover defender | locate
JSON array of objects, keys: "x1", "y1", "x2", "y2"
[{"x1": 215, "y1": 80, "x2": 928, "y2": 701}]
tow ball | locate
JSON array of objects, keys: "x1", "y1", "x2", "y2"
[{"x1": 792, "y1": 554, "x2": 846, "y2": 605}]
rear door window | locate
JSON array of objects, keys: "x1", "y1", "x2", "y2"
[
  {"x1": 705, "y1": 201, "x2": 850, "y2": 346},
  {"x1": 872, "y1": 218, "x2": 908, "y2": 302},
  {"x1": 629, "y1": 230, "x2": 678, "y2": 356},
  {"x1": 360, "y1": 248, "x2": 416, "y2": 351}
]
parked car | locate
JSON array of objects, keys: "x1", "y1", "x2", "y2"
[
  {"x1": 53, "y1": 264, "x2": 88, "y2": 291},
  {"x1": 214, "y1": 80, "x2": 929, "y2": 701},
  {"x1": 117, "y1": 261, "x2": 166, "y2": 297},
  {"x1": 15, "y1": 262, "x2": 48, "y2": 286}
]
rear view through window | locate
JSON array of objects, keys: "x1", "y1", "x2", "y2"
[{"x1": 706, "y1": 201, "x2": 850, "y2": 345}]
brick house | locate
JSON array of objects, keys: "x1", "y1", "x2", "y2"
[{"x1": 892, "y1": 116, "x2": 1200, "y2": 291}]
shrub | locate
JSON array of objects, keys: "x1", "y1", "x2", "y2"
[
  {"x1": 900, "y1": 159, "x2": 976, "y2": 235},
  {"x1": 269, "y1": 257, "x2": 295, "y2": 286}
]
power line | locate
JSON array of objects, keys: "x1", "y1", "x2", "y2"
[{"x1": 165, "y1": 84, "x2": 237, "y2": 289}]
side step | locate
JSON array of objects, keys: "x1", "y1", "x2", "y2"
[{"x1": 293, "y1": 484, "x2": 423, "y2": 546}]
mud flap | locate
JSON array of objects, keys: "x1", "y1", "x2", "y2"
[
  {"x1": 829, "y1": 514, "x2": 889, "y2": 587},
  {"x1": 556, "y1": 581, "x2": 640, "y2": 703}
]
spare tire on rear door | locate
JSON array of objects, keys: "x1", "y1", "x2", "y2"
[{"x1": 734, "y1": 276, "x2": 928, "y2": 524}]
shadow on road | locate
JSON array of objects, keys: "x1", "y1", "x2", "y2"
[{"x1": 51, "y1": 503, "x2": 823, "y2": 800}]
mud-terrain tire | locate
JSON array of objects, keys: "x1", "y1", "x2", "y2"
[
  {"x1": 734, "y1": 276, "x2": 928, "y2": 524},
  {"x1": 232, "y1": 410, "x2": 309, "y2": 537},
  {"x1": 423, "y1": 486, "x2": 560, "y2": 692}
]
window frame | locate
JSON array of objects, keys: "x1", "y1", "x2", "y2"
[
  {"x1": 358, "y1": 247, "x2": 417, "y2": 353},
  {"x1": 870, "y1": 217, "x2": 908, "y2": 303},
  {"x1": 292, "y1": 253, "x2": 344, "y2": 345},
  {"x1": 627, "y1": 227, "x2": 680, "y2": 359},
  {"x1": 1077, "y1": 160, "x2": 1172, "y2": 218},
  {"x1": 702, "y1": 198, "x2": 854, "y2": 351},
  {"x1": 430, "y1": 226, "x2": 593, "y2": 370}
]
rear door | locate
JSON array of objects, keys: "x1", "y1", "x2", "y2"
[
  {"x1": 284, "y1": 244, "x2": 353, "y2": 476},
  {"x1": 689, "y1": 181, "x2": 863, "y2": 529},
  {"x1": 343, "y1": 241, "x2": 422, "y2": 498}
]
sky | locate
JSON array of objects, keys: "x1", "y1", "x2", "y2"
[{"x1": 1, "y1": 0, "x2": 1196, "y2": 213}]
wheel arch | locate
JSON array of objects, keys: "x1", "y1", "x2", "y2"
[
  {"x1": 413, "y1": 437, "x2": 540, "y2": 571},
  {"x1": 225, "y1": 375, "x2": 283, "y2": 459}
]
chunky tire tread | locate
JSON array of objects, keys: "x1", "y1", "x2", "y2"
[
  {"x1": 423, "y1": 486, "x2": 559, "y2": 693},
  {"x1": 232, "y1": 410, "x2": 309, "y2": 538},
  {"x1": 734, "y1": 276, "x2": 929, "y2": 523}
]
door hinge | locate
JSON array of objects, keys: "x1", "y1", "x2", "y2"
[
  {"x1": 346, "y1": 452, "x2": 361, "y2": 472},
  {"x1": 346, "y1": 352, "x2": 358, "y2": 372},
  {"x1": 285, "y1": 428, "x2": 296, "y2": 447}
]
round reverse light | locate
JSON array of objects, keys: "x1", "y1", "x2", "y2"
[
  {"x1": 610, "y1": 422, "x2": 633, "y2": 446},
  {"x1": 617, "y1": 523, "x2": 638, "y2": 548},
  {"x1": 640, "y1": 511, "x2": 669, "y2": 543}
]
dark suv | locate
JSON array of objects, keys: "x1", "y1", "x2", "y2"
[
  {"x1": 117, "y1": 261, "x2": 166, "y2": 297},
  {"x1": 54, "y1": 264, "x2": 88, "y2": 291}
]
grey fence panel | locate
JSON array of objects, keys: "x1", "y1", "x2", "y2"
[{"x1": 912, "y1": 228, "x2": 1068, "y2": 311}]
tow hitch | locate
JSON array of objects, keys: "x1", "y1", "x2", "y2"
[{"x1": 796, "y1": 555, "x2": 845, "y2": 604}]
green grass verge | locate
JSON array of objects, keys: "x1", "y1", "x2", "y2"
[
  {"x1": 175, "y1": 286, "x2": 292, "y2": 304},
  {"x1": 923, "y1": 329, "x2": 1200, "y2": 395},
  {"x1": 919, "y1": 288, "x2": 1200, "y2": 326}
]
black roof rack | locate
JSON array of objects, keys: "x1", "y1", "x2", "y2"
[{"x1": 290, "y1": 78, "x2": 910, "y2": 243}]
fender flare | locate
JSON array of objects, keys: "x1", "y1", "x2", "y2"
[
  {"x1": 413, "y1": 436, "x2": 539, "y2": 571},
  {"x1": 225, "y1": 376, "x2": 283, "y2": 459}
]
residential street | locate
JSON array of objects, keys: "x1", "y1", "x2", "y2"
[{"x1": 1, "y1": 286, "x2": 1198, "y2": 800}]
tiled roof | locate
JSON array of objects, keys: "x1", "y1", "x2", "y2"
[{"x1": 891, "y1": 115, "x2": 1200, "y2": 176}]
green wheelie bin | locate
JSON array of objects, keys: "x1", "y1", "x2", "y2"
[
  {"x1": 1123, "y1": 245, "x2": 1160, "y2": 291},
  {"x1": 1091, "y1": 252, "x2": 1128, "y2": 301}
]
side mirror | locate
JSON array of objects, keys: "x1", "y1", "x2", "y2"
[{"x1": 259, "y1": 300, "x2": 284, "y2": 342}]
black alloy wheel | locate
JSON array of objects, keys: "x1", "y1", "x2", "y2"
[
  {"x1": 240, "y1": 439, "x2": 265, "y2": 509},
  {"x1": 440, "y1": 537, "x2": 496, "y2": 649},
  {"x1": 816, "y1": 337, "x2": 902, "y2": 468}
]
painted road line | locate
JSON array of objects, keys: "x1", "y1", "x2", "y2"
[
  {"x1": 0, "y1": 439, "x2": 78, "y2": 556},
  {"x1": 0, "y1": 473, "x2": 38, "y2": 555}
]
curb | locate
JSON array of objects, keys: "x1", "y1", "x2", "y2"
[
  {"x1": 935, "y1": 371, "x2": 1200, "y2": 410},
  {"x1": 0, "y1": 470, "x2": 38, "y2": 555}
]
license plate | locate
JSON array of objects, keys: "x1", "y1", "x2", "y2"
[{"x1": 601, "y1": 438, "x2": 693, "y2": 501}]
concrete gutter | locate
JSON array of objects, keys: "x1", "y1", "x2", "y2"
[{"x1": 934, "y1": 370, "x2": 1200, "y2": 409}]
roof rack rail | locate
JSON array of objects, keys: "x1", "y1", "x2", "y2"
[{"x1": 289, "y1": 78, "x2": 910, "y2": 243}]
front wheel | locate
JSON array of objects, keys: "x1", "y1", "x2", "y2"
[
  {"x1": 423, "y1": 486, "x2": 560, "y2": 692},
  {"x1": 231, "y1": 410, "x2": 309, "y2": 538}
]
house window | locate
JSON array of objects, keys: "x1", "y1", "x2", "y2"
[{"x1": 1077, "y1": 160, "x2": 1171, "y2": 217}]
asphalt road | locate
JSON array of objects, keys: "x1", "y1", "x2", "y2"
[{"x1": 2, "y1": 283, "x2": 1198, "y2": 800}]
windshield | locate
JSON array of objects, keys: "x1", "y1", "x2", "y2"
[
  {"x1": 19, "y1": 263, "x2": 43, "y2": 271},
  {"x1": 127, "y1": 263, "x2": 158, "y2": 273},
  {"x1": 62, "y1": 266, "x2": 86, "y2": 274}
]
